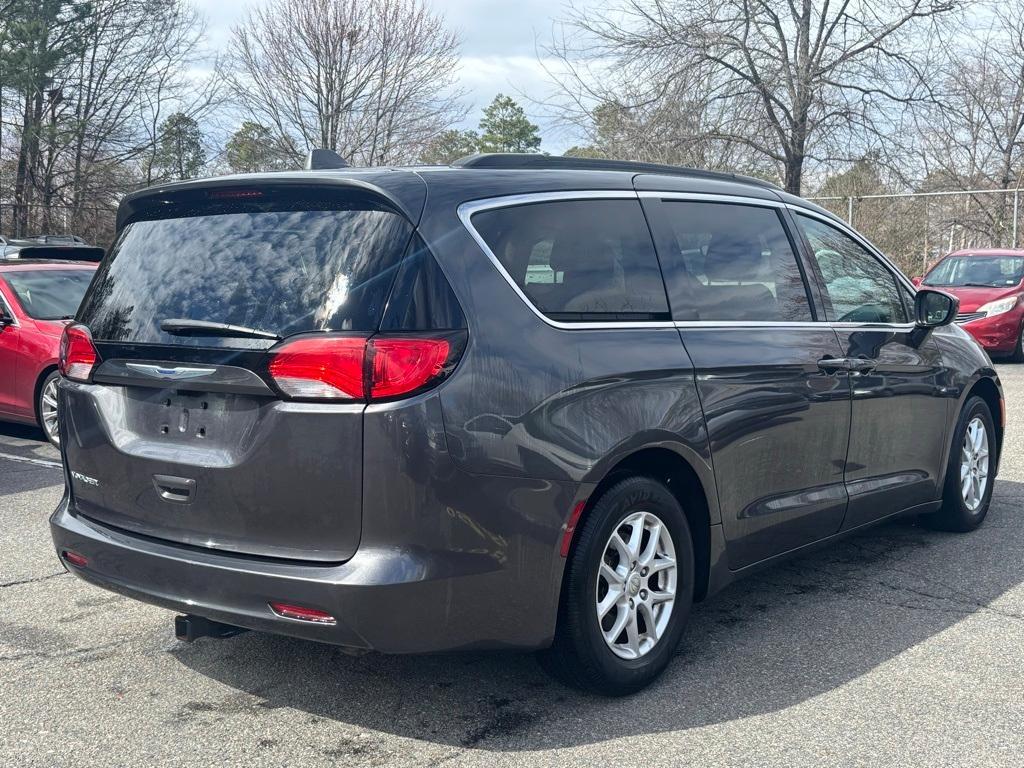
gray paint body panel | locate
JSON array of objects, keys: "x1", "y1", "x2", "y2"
[{"x1": 49, "y1": 165, "x2": 1003, "y2": 654}]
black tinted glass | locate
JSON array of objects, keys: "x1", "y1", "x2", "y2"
[
  {"x1": 471, "y1": 199, "x2": 669, "y2": 320},
  {"x1": 381, "y1": 236, "x2": 465, "y2": 331},
  {"x1": 797, "y1": 214, "x2": 907, "y2": 323},
  {"x1": 82, "y1": 199, "x2": 412, "y2": 347},
  {"x1": 646, "y1": 201, "x2": 812, "y2": 321},
  {"x1": 4, "y1": 269, "x2": 94, "y2": 320}
]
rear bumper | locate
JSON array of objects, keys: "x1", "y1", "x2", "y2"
[
  {"x1": 50, "y1": 496, "x2": 556, "y2": 653},
  {"x1": 961, "y1": 312, "x2": 1022, "y2": 354}
]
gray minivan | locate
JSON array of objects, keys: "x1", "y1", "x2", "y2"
[{"x1": 51, "y1": 154, "x2": 1002, "y2": 694}]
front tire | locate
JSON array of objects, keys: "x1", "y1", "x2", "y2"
[
  {"x1": 539, "y1": 476, "x2": 694, "y2": 696},
  {"x1": 922, "y1": 395, "x2": 995, "y2": 532},
  {"x1": 37, "y1": 370, "x2": 61, "y2": 448},
  {"x1": 1011, "y1": 324, "x2": 1024, "y2": 363}
]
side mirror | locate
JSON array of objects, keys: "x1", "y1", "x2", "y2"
[
  {"x1": 911, "y1": 276, "x2": 922, "y2": 286},
  {"x1": 915, "y1": 288, "x2": 958, "y2": 328},
  {"x1": 0, "y1": 307, "x2": 14, "y2": 328}
]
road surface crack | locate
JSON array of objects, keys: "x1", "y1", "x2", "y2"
[{"x1": 0, "y1": 571, "x2": 66, "y2": 589}]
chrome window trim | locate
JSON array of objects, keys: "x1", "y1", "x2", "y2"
[
  {"x1": 786, "y1": 204, "x2": 918, "y2": 294},
  {"x1": 637, "y1": 190, "x2": 785, "y2": 208},
  {"x1": 673, "y1": 320, "x2": 917, "y2": 331},
  {"x1": 456, "y1": 189, "x2": 922, "y2": 333},
  {"x1": 457, "y1": 190, "x2": 677, "y2": 331}
]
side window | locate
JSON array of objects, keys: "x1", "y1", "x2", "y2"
[
  {"x1": 796, "y1": 214, "x2": 908, "y2": 324},
  {"x1": 470, "y1": 199, "x2": 670, "y2": 321},
  {"x1": 645, "y1": 200, "x2": 813, "y2": 321}
]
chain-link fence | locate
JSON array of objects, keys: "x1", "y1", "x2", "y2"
[{"x1": 808, "y1": 189, "x2": 1024, "y2": 278}]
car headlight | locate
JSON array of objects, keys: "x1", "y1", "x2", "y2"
[{"x1": 977, "y1": 296, "x2": 1019, "y2": 317}]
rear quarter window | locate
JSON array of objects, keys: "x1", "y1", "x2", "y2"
[{"x1": 469, "y1": 198, "x2": 670, "y2": 321}]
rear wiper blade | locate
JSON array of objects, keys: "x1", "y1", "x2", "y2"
[{"x1": 159, "y1": 318, "x2": 281, "y2": 340}]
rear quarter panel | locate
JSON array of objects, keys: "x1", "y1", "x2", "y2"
[{"x1": 414, "y1": 173, "x2": 719, "y2": 516}]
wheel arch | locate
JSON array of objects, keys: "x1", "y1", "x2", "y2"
[
  {"x1": 566, "y1": 445, "x2": 715, "y2": 603},
  {"x1": 965, "y1": 375, "x2": 1003, "y2": 469}
]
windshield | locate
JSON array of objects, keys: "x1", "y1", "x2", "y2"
[
  {"x1": 81, "y1": 199, "x2": 412, "y2": 348},
  {"x1": 925, "y1": 255, "x2": 1024, "y2": 288},
  {"x1": 3, "y1": 270, "x2": 94, "y2": 320}
]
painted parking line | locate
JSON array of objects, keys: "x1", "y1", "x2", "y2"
[{"x1": 0, "y1": 451, "x2": 63, "y2": 469}]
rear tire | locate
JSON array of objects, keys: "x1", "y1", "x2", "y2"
[
  {"x1": 539, "y1": 476, "x2": 694, "y2": 696},
  {"x1": 37, "y1": 370, "x2": 61, "y2": 448},
  {"x1": 922, "y1": 396, "x2": 995, "y2": 532}
]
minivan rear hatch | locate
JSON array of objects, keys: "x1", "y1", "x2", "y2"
[{"x1": 63, "y1": 181, "x2": 417, "y2": 562}]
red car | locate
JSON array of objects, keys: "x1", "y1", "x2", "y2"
[
  {"x1": 0, "y1": 260, "x2": 97, "y2": 445},
  {"x1": 916, "y1": 248, "x2": 1024, "y2": 360}
]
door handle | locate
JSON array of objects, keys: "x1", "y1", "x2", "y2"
[
  {"x1": 847, "y1": 358, "x2": 877, "y2": 375},
  {"x1": 153, "y1": 474, "x2": 196, "y2": 504},
  {"x1": 817, "y1": 357, "x2": 877, "y2": 375},
  {"x1": 817, "y1": 356, "x2": 851, "y2": 374}
]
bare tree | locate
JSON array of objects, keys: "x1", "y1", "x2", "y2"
[
  {"x1": 0, "y1": 0, "x2": 221, "y2": 243},
  {"x1": 227, "y1": 0, "x2": 466, "y2": 166},
  {"x1": 545, "y1": 0, "x2": 956, "y2": 193},
  {"x1": 915, "y1": 1, "x2": 1024, "y2": 246},
  {"x1": 57, "y1": 0, "x2": 221, "y2": 226}
]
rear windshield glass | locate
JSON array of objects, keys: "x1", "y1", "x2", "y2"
[
  {"x1": 924, "y1": 255, "x2": 1024, "y2": 288},
  {"x1": 3, "y1": 269, "x2": 94, "y2": 320},
  {"x1": 81, "y1": 197, "x2": 412, "y2": 347},
  {"x1": 470, "y1": 199, "x2": 670, "y2": 321}
]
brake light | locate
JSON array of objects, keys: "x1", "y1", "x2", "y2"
[
  {"x1": 59, "y1": 324, "x2": 98, "y2": 382},
  {"x1": 267, "y1": 334, "x2": 459, "y2": 401},
  {"x1": 268, "y1": 336, "x2": 366, "y2": 399},
  {"x1": 370, "y1": 338, "x2": 450, "y2": 398},
  {"x1": 269, "y1": 602, "x2": 336, "y2": 624},
  {"x1": 207, "y1": 188, "x2": 263, "y2": 199}
]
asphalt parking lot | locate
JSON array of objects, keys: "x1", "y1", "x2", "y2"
[{"x1": 2, "y1": 368, "x2": 1023, "y2": 767}]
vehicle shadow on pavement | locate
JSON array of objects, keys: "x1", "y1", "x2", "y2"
[{"x1": 173, "y1": 482, "x2": 1024, "y2": 752}]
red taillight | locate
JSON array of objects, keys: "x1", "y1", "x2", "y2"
[
  {"x1": 267, "y1": 334, "x2": 458, "y2": 401},
  {"x1": 370, "y1": 338, "x2": 450, "y2": 399},
  {"x1": 268, "y1": 602, "x2": 336, "y2": 624},
  {"x1": 62, "y1": 550, "x2": 88, "y2": 568},
  {"x1": 268, "y1": 336, "x2": 366, "y2": 399},
  {"x1": 59, "y1": 324, "x2": 98, "y2": 382}
]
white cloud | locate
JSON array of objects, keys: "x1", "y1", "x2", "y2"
[{"x1": 191, "y1": 0, "x2": 597, "y2": 152}]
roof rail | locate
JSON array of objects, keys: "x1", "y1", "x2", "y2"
[
  {"x1": 452, "y1": 153, "x2": 781, "y2": 190},
  {"x1": 305, "y1": 148, "x2": 349, "y2": 170}
]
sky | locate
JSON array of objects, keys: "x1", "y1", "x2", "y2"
[{"x1": 193, "y1": 0, "x2": 596, "y2": 154}]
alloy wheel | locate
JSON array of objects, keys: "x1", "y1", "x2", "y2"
[
  {"x1": 595, "y1": 510, "x2": 677, "y2": 660},
  {"x1": 40, "y1": 376, "x2": 60, "y2": 446},
  {"x1": 960, "y1": 416, "x2": 989, "y2": 512}
]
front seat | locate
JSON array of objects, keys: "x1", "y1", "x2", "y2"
[{"x1": 692, "y1": 233, "x2": 778, "y2": 321}]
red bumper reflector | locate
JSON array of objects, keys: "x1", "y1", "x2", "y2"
[
  {"x1": 62, "y1": 550, "x2": 88, "y2": 568},
  {"x1": 268, "y1": 602, "x2": 336, "y2": 624},
  {"x1": 559, "y1": 500, "x2": 588, "y2": 558}
]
